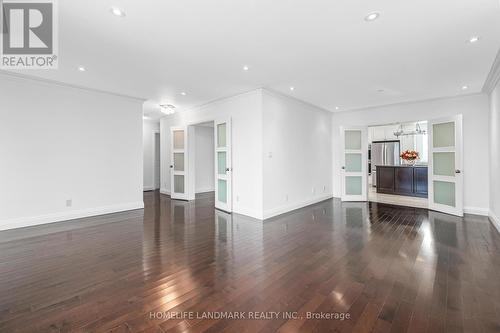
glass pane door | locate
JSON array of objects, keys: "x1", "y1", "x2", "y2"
[
  {"x1": 341, "y1": 127, "x2": 367, "y2": 201},
  {"x1": 429, "y1": 116, "x2": 463, "y2": 216},
  {"x1": 170, "y1": 127, "x2": 188, "y2": 200},
  {"x1": 214, "y1": 118, "x2": 232, "y2": 212}
]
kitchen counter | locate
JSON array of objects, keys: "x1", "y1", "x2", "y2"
[{"x1": 376, "y1": 165, "x2": 428, "y2": 198}]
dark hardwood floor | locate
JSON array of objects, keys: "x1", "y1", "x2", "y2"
[{"x1": 1, "y1": 191, "x2": 500, "y2": 333}]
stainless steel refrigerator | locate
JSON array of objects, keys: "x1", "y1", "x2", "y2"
[{"x1": 371, "y1": 140, "x2": 401, "y2": 187}]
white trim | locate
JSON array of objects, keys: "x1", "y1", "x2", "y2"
[
  {"x1": 0, "y1": 202, "x2": 144, "y2": 231},
  {"x1": 483, "y1": 47, "x2": 500, "y2": 93},
  {"x1": 143, "y1": 186, "x2": 155, "y2": 191},
  {"x1": 489, "y1": 210, "x2": 500, "y2": 234},
  {"x1": 232, "y1": 206, "x2": 263, "y2": 220},
  {"x1": 0, "y1": 70, "x2": 147, "y2": 102},
  {"x1": 463, "y1": 207, "x2": 489, "y2": 216},
  {"x1": 263, "y1": 194, "x2": 333, "y2": 220},
  {"x1": 152, "y1": 130, "x2": 161, "y2": 191},
  {"x1": 160, "y1": 188, "x2": 171, "y2": 195},
  {"x1": 196, "y1": 188, "x2": 215, "y2": 194}
]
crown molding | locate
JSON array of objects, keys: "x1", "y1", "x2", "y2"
[
  {"x1": 0, "y1": 70, "x2": 147, "y2": 102},
  {"x1": 483, "y1": 47, "x2": 500, "y2": 93}
]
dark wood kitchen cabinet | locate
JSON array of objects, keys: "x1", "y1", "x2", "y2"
[{"x1": 376, "y1": 165, "x2": 428, "y2": 198}]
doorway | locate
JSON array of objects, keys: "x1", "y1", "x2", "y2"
[
  {"x1": 169, "y1": 118, "x2": 233, "y2": 212},
  {"x1": 340, "y1": 115, "x2": 463, "y2": 216}
]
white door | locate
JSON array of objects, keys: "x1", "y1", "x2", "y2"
[
  {"x1": 214, "y1": 118, "x2": 232, "y2": 212},
  {"x1": 341, "y1": 127, "x2": 368, "y2": 201},
  {"x1": 428, "y1": 115, "x2": 463, "y2": 216},
  {"x1": 170, "y1": 126, "x2": 188, "y2": 200}
]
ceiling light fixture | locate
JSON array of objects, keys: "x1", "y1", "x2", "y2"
[
  {"x1": 110, "y1": 7, "x2": 126, "y2": 17},
  {"x1": 160, "y1": 104, "x2": 176, "y2": 115},
  {"x1": 243, "y1": 65, "x2": 249, "y2": 71},
  {"x1": 364, "y1": 12, "x2": 380, "y2": 22},
  {"x1": 289, "y1": 86, "x2": 295, "y2": 91},
  {"x1": 180, "y1": 92, "x2": 187, "y2": 96},
  {"x1": 78, "y1": 66, "x2": 86, "y2": 72},
  {"x1": 335, "y1": 106, "x2": 340, "y2": 110},
  {"x1": 468, "y1": 36, "x2": 480, "y2": 43},
  {"x1": 461, "y1": 85, "x2": 468, "y2": 90}
]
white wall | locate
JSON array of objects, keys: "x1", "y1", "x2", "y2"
[
  {"x1": 490, "y1": 83, "x2": 500, "y2": 229},
  {"x1": 161, "y1": 90, "x2": 263, "y2": 218},
  {"x1": 262, "y1": 90, "x2": 333, "y2": 218},
  {"x1": 0, "y1": 74, "x2": 144, "y2": 230},
  {"x1": 143, "y1": 120, "x2": 160, "y2": 191},
  {"x1": 332, "y1": 94, "x2": 490, "y2": 215},
  {"x1": 194, "y1": 125, "x2": 215, "y2": 193}
]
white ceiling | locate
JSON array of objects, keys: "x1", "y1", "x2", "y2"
[{"x1": 8, "y1": 0, "x2": 500, "y2": 118}]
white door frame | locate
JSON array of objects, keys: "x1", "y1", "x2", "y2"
[
  {"x1": 340, "y1": 126, "x2": 368, "y2": 202},
  {"x1": 428, "y1": 115, "x2": 463, "y2": 216}
]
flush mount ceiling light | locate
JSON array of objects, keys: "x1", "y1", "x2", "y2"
[
  {"x1": 364, "y1": 12, "x2": 380, "y2": 22},
  {"x1": 110, "y1": 7, "x2": 126, "y2": 17},
  {"x1": 78, "y1": 66, "x2": 86, "y2": 72},
  {"x1": 468, "y1": 36, "x2": 480, "y2": 44},
  {"x1": 243, "y1": 65, "x2": 249, "y2": 71},
  {"x1": 160, "y1": 104, "x2": 176, "y2": 115}
]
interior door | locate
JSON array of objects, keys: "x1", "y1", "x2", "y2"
[
  {"x1": 341, "y1": 127, "x2": 368, "y2": 201},
  {"x1": 428, "y1": 116, "x2": 463, "y2": 216},
  {"x1": 170, "y1": 127, "x2": 188, "y2": 200},
  {"x1": 214, "y1": 118, "x2": 232, "y2": 212}
]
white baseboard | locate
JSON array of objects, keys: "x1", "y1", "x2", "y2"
[
  {"x1": 0, "y1": 201, "x2": 144, "y2": 231},
  {"x1": 196, "y1": 187, "x2": 215, "y2": 194},
  {"x1": 262, "y1": 194, "x2": 333, "y2": 220},
  {"x1": 464, "y1": 206, "x2": 490, "y2": 216},
  {"x1": 160, "y1": 188, "x2": 171, "y2": 195},
  {"x1": 489, "y1": 210, "x2": 500, "y2": 234},
  {"x1": 143, "y1": 186, "x2": 155, "y2": 191},
  {"x1": 232, "y1": 206, "x2": 264, "y2": 220}
]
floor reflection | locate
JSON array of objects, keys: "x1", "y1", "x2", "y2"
[{"x1": 1, "y1": 190, "x2": 499, "y2": 332}]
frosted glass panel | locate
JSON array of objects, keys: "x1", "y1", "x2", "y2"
[
  {"x1": 217, "y1": 152, "x2": 227, "y2": 175},
  {"x1": 433, "y1": 122, "x2": 454, "y2": 148},
  {"x1": 218, "y1": 179, "x2": 227, "y2": 203},
  {"x1": 345, "y1": 153, "x2": 362, "y2": 172},
  {"x1": 345, "y1": 130, "x2": 361, "y2": 150},
  {"x1": 217, "y1": 123, "x2": 226, "y2": 147},
  {"x1": 433, "y1": 152, "x2": 455, "y2": 176},
  {"x1": 346, "y1": 176, "x2": 362, "y2": 195},
  {"x1": 434, "y1": 181, "x2": 455, "y2": 207},
  {"x1": 173, "y1": 130, "x2": 184, "y2": 149},
  {"x1": 174, "y1": 175, "x2": 185, "y2": 193},
  {"x1": 174, "y1": 153, "x2": 184, "y2": 171}
]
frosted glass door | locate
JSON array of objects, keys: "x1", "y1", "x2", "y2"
[
  {"x1": 428, "y1": 116, "x2": 463, "y2": 216},
  {"x1": 214, "y1": 118, "x2": 232, "y2": 212},
  {"x1": 170, "y1": 127, "x2": 188, "y2": 200},
  {"x1": 341, "y1": 127, "x2": 367, "y2": 201}
]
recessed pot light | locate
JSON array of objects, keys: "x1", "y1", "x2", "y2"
[
  {"x1": 461, "y1": 85, "x2": 468, "y2": 90},
  {"x1": 180, "y1": 92, "x2": 187, "y2": 96},
  {"x1": 335, "y1": 106, "x2": 340, "y2": 110},
  {"x1": 468, "y1": 36, "x2": 480, "y2": 43},
  {"x1": 78, "y1": 66, "x2": 86, "y2": 72},
  {"x1": 243, "y1": 65, "x2": 249, "y2": 71},
  {"x1": 364, "y1": 12, "x2": 380, "y2": 22},
  {"x1": 290, "y1": 86, "x2": 295, "y2": 91},
  {"x1": 110, "y1": 7, "x2": 126, "y2": 17}
]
